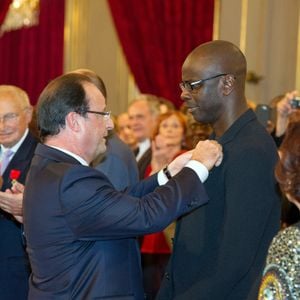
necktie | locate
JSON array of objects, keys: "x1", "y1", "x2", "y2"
[{"x1": 0, "y1": 149, "x2": 13, "y2": 175}]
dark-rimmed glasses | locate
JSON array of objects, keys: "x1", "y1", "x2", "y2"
[
  {"x1": 179, "y1": 73, "x2": 228, "y2": 92},
  {"x1": 85, "y1": 110, "x2": 111, "y2": 121}
]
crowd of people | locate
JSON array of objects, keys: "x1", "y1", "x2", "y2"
[{"x1": 0, "y1": 40, "x2": 299, "y2": 300}]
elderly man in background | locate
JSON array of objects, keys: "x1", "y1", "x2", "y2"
[
  {"x1": 128, "y1": 94, "x2": 161, "y2": 178},
  {"x1": 0, "y1": 85, "x2": 38, "y2": 300}
]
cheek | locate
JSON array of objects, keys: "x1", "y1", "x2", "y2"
[
  {"x1": 8, "y1": 123, "x2": 22, "y2": 136},
  {"x1": 177, "y1": 128, "x2": 184, "y2": 138},
  {"x1": 96, "y1": 123, "x2": 105, "y2": 136}
]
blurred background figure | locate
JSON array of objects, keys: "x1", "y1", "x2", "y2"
[
  {"x1": 116, "y1": 112, "x2": 138, "y2": 153},
  {"x1": 274, "y1": 90, "x2": 299, "y2": 145},
  {"x1": 0, "y1": 85, "x2": 38, "y2": 300},
  {"x1": 128, "y1": 94, "x2": 160, "y2": 178},
  {"x1": 140, "y1": 110, "x2": 187, "y2": 300},
  {"x1": 258, "y1": 110, "x2": 300, "y2": 300},
  {"x1": 145, "y1": 110, "x2": 187, "y2": 175},
  {"x1": 93, "y1": 123, "x2": 139, "y2": 191},
  {"x1": 272, "y1": 91, "x2": 300, "y2": 228},
  {"x1": 157, "y1": 97, "x2": 175, "y2": 114}
]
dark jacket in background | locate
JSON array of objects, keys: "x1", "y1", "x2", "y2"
[{"x1": 0, "y1": 132, "x2": 38, "y2": 300}]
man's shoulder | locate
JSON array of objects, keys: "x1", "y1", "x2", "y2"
[{"x1": 107, "y1": 134, "x2": 136, "y2": 158}]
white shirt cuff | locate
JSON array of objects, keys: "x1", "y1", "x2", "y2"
[
  {"x1": 185, "y1": 160, "x2": 209, "y2": 183},
  {"x1": 157, "y1": 169, "x2": 168, "y2": 185},
  {"x1": 157, "y1": 160, "x2": 209, "y2": 186}
]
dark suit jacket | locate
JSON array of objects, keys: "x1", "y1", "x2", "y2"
[
  {"x1": 137, "y1": 148, "x2": 152, "y2": 179},
  {"x1": 23, "y1": 143, "x2": 209, "y2": 299},
  {"x1": 0, "y1": 131, "x2": 38, "y2": 300},
  {"x1": 157, "y1": 109, "x2": 281, "y2": 300},
  {"x1": 94, "y1": 132, "x2": 139, "y2": 190}
]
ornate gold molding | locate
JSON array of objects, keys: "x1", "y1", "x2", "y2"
[
  {"x1": 240, "y1": 0, "x2": 248, "y2": 53},
  {"x1": 213, "y1": 0, "x2": 220, "y2": 40},
  {"x1": 64, "y1": 0, "x2": 89, "y2": 72},
  {"x1": 296, "y1": 6, "x2": 300, "y2": 90},
  {"x1": 0, "y1": 0, "x2": 39, "y2": 35}
]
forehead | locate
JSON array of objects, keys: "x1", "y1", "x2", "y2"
[
  {"x1": 83, "y1": 82, "x2": 106, "y2": 108},
  {"x1": 0, "y1": 91, "x2": 23, "y2": 111},
  {"x1": 161, "y1": 114, "x2": 180, "y2": 123},
  {"x1": 182, "y1": 54, "x2": 217, "y2": 79},
  {"x1": 129, "y1": 101, "x2": 150, "y2": 115},
  {"x1": 118, "y1": 113, "x2": 129, "y2": 123}
]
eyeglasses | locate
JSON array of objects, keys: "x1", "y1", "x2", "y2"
[
  {"x1": 85, "y1": 110, "x2": 111, "y2": 121},
  {"x1": 0, "y1": 113, "x2": 20, "y2": 124},
  {"x1": 179, "y1": 73, "x2": 228, "y2": 92}
]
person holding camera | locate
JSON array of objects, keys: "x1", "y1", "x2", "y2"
[
  {"x1": 274, "y1": 90, "x2": 299, "y2": 146},
  {"x1": 258, "y1": 110, "x2": 300, "y2": 300},
  {"x1": 273, "y1": 91, "x2": 300, "y2": 228}
]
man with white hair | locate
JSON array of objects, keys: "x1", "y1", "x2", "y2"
[
  {"x1": 128, "y1": 95, "x2": 160, "y2": 178},
  {"x1": 0, "y1": 85, "x2": 38, "y2": 299}
]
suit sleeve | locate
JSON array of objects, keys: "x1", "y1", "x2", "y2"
[{"x1": 60, "y1": 166, "x2": 209, "y2": 240}]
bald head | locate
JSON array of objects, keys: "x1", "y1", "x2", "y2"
[
  {"x1": 0, "y1": 85, "x2": 30, "y2": 108},
  {"x1": 187, "y1": 40, "x2": 246, "y2": 75},
  {"x1": 183, "y1": 40, "x2": 247, "y2": 93},
  {"x1": 181, "y1": 41, "x2": 249, "y2": 135}
]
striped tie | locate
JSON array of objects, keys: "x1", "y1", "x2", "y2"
[{"x1": 0, "y1": 149, "x2": 13, "y2": 175}]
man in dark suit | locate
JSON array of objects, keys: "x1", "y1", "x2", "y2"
[
  {"x1": 72, "y1": 68, "x2": 139, "y2": 191},
  {"x1": 23, "y1": 73, "x2": 223, "y2": 299},
  {"x1": 128, "y1": 95, "x2": 160, "y2": 179},
  {"x1": 93, "y1": 131, "x2": 140, "y2": 190},
  {"x1": 157, "y1": 40, "x2": 281, "y2": 300},
  {"x1": 0, "y1": 85, "x2": 38, "y2": 300}
]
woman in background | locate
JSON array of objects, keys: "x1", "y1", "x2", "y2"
[
  {"x1": 141, "y1": 110, "x2": 187, "y2": 300},
  {"x1": 259, "y1": 111, "x2": 300, "y2": 300}
]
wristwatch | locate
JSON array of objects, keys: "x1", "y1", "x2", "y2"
[{"x1": 163, "y1": 165, "x2": 172, "y2": 179}]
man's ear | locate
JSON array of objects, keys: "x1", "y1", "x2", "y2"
[
  {"x1": 24, "y1": 106, "x2": 33, "y2": 123},
  {"x1": 65, "y1": 112, "x2": 81, "y2": 132},
  {"x1": 222, "y1": 75, "x2": 235, "y2": 96}
]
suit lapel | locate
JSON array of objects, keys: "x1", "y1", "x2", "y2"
[{"x1": 2, "y1": 132, "x2": 38, "y2": 189}]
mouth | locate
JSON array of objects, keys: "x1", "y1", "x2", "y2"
[
  {"x1": 187, "y1": 107, "x2": 198, "y2": 113},
  {"x1": 131, "y1": 127, "x2": 141, "y2": 132},
  {"x1": 0, "y1": 132, "x2": 12, "y2": 137}
]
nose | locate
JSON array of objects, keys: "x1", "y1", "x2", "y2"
[
  {"x1": 180, "y1": 90, "x2": 191, "y2": 102},
  {"x1": 0, "y1": 118, "x2": 6, "y2": 128},
  {"x1": 106, "y1": 117, "x2": 114, "y2": 131},
  {"x1": 123, "y1": 126, "x2": 131, "y2": 135}
]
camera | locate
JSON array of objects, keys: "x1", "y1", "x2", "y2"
[
  {"x1": 290, "y1": 96, "x2": 300, "y2": 109},
  {"x1": 255, "y1": 104, "x2": 273, "y2": 128}
]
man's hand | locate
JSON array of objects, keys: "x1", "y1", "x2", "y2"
[
  {"x1": 0, "y1": 181, "x2": 25, "y2": 223},
  {"x1": 276, "y1": 90, "x2": 298, "y2": 137},
  {"x1": 167, "y1": 150, "x2": 193, "y2": 176},
  {"x1": 151, "y1": 135, "x2": 179, "y2": 173},
  {"x1": 166, "y1": 140, "x2": 222, "y2": 177},
  {"x1": 191, "y1": 140, "x2": 223, "y2": 170}
]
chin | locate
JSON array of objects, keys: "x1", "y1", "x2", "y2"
[
  {"x1": 97, "y1": 144, "x2": 107, "y2": 155},
  {"x1": 193, "y1": 112, "x2": 212, "y2": 124}
]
